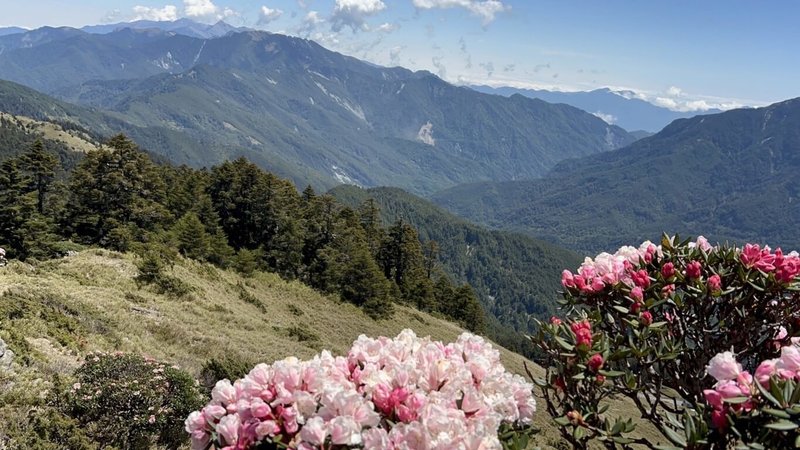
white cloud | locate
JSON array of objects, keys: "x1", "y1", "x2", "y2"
[
  {"x1": 613, "y1": 86, "x2": 751, "y2": 112},
  {"x1": 132, "y1": 5, "x2": 179, "y2": 21},
  {"x1": 259, "y1": 6, "x2": 284, "y2": 24},
  {"x1": 592, "y1": 111, "x2": 617, "y2": 124},
  {"x1": 332, "y1": 0, "x2": 387, "y2": 32},
  {"x1": 183, "y1": 0, "x2": 236, "y2": 21},
  {"x1": 412, "y1": 0, "x2": 509, "y2": 25},
  {"x1": 297, "y1": 10, "x2": 325, "y2": 36},
  {"x1": 376, "y1": 22, "x2": 397, "y2": 32}
]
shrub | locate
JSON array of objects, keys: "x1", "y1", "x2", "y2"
[
  {"x1": 532, "y1": 235, "x2": 800, "y2": 449},
  {"x1": 200, "y1": 354, "x2": 257, "y2": 393},
  {"x1": 135, "y1": 251, "x2": 193, "y2": 298},
  {"x1": 62, "y1": 352, "x2": 204, "y2": 450}
]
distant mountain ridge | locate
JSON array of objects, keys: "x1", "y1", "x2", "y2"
[
  {"x1": 80, "y1": 18, "x2": 251, "y2": 39},
  {"x1": 0, "y1": 25, "x2": 634, "y2": 194},
  {"x1": 432, "y1": 98, "x2": 800, "y2": 253},
  {"x1": 469, "y1": 85, "x2": 722, "y2": 133},
  {"x1": 0, "y1": 27, "x2": 28, "y2": 37}
]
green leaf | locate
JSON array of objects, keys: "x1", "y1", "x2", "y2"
[
  {"x1": 764, "y1": 408, "x2": 791, "y2": 419},
  {"x1": 663, "y1": 426, "x2": 687, "y2": 447},
  {"x1": 722, "y1": 396, "x2": 750, "y2": 405},
  {"x1": 613, "y1": 305, "x2": 629, "y2": 314},
  {"x1": 764, "y1": 420, "x2": 798, "y2": 431},
  {"x1": 598, "y1": 369, "x2": 625, "y2": 377},
  {"x1": 554, "y1": 336, "x2": 575, "y2": 351},
  {"x1": 554, "y1": 417, "x2": 570, "y2": 427},
  {"x1": 755, "y1": 377, "x2": 782, "y2": 406}
]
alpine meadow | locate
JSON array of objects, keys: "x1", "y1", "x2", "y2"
[{"x1": 0, "y1": 2, "x2": 799, "y2": 450}]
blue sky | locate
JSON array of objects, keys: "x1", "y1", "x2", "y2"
[{"x1": 2, "y1": 0, "x2": 798, "y2": 111}]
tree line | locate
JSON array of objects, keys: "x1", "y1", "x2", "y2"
[{"x1": 0, "y1": 134, "x2": 484, "y2": 332}]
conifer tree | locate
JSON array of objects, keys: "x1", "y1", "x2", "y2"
[
  {"x1": 378, "y1": 220, "x2": 435, "y2": 309},
  {"x1": 358, "y1": 198, "x2": 385, "y2": 258},
  {"x1": 172, "y1": 212, "x2": 212, "y2": 261},
  {"x1": 62, "y1": 134, "x2": 170, "y2": 247},
  {"x1": 0, "y1": 159, "x2": 28, "y2": 258},
  {"x1": 19, "y1": 139, "x2": 58, "y2": 215}
]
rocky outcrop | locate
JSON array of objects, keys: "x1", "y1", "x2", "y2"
[{"x1": 0, "y1": 337, "x2": 13, "y2": 369}]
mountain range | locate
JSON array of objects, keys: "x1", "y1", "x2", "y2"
[
  {"x1": 432, "y1": 98, "x2": 800, "y2": 253},
  {"x1": 0, "y1": 23, "x2": 634, "y2": 195},
  {"x1": 469, "y1": 85, "x2": 722, "y2": 133}
]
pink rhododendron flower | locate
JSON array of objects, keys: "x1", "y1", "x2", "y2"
[
  {"x1": 631, "y1": 269, "x2": 650, "y2": 288},
  {"x1": 550, "y1": 316, "x2": 562, "y2": 326},
  {"x1": 741, "y1": 243, "x2": 777, "y2": 272},
  {"x1": 706, "y1": 352, "x2": 742, "y2": 382},
  {"x1": 707, "y1": 274, "x2": 722, "y2": 292},
  {"x1": 685, "y1": 260, "x2": 702, "y2": 279},
  {"x1": 571, "y1": 320, "x2": 593, "y2": 349},
  {"x1": 587, "y1": 354, "x2": 604, "y2": 372},
  {"x1": 216, "y1": 415, "x2": 240, "y2": 446},
  {"x1": 630, "y1": 286, "x2": 644, "y2": 302},
  {"x1": 640, "y1": 311, "x2": 653, "y2": 326},
  {"x1": 661, "y1": 283, "x2": 675, "y2": 298},
  {"x1": 755, "y1": 359, "x2": 778, "y2": 387},
  {"x1": 561, "y1": 270, "x2": 575, "y2": 288},
  {"x1": 695, "y1": 236, "x2": 713, "y2": 252},
  {"x1": 661, "y1": 262, "x2": 676, "y2": 278}
]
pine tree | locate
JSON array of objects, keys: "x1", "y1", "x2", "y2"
[
  {"x1": 0, "y1": 159, "x2": 28, "y2": 258},
  {"x1": 172, "y1": 212, "x2": 212, "y2": 261},
  {"x1": 62, "y1": 134, "x2": 170, "y2": 247},
  {"x1": 358, "y1": 198, "x2": 385, "y2": 258},
  {"x1": 19, "y1": 139, "x2": 58, "y2": 215},
  {"x1": 378, "y1": 220, "x2": 434, "y2": 309}
]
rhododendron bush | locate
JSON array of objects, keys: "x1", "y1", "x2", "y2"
[
  {"x1": 532, "y1": 235, "x2": 800, "y2": 449},
  {"x1": 186, "y1": 330, "x2": 536, "y2": 449}
]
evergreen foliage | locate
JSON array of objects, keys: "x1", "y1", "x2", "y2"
[{"x1": 0, "y1": 134, "x2": 484, "y2": 329}]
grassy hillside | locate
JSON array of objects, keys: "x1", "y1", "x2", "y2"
[
  {"x1": 0, "y1": 249, "x2": 666, "y2": 448},
  {"x1": 0, "y1": 250, "x2": 548, "y2": 445}
]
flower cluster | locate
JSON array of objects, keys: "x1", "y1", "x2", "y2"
[
  {"x1": 536, "y1": 235, "x2": 800, "y2": 449},
  {"x1": 740, "y1": 244, "x2": 800, "y2": 283},
  {"x1": 704, "y1": 341, "x2": 800, "y2": 431},
  {"x1": 186, "y1": 330, "x2": 536, "y2": 450},
  {"x1": 561, "y1": 240, "x2": 660, "y2": 293}
]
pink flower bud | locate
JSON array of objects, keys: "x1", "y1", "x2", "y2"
[
  {"x1": 685, "y1": 260, "x2": 702, "y2": 279},
  {"x1": 550, "y1": 316, "x2": 562, "y2": 326},
  {"x1": 661, "y1": 262, "x2": 675, "y2": 278},
  {"x1": 587, "y1": 353, "x2": 604, "y2": 372},
  {"x1": 631, "y1": 269, "x2": 650, "y2": 288},
  {"x1": 630, "y1": 286, "x2": 644, "y2": 302},
  {"x1": 707, "y1": 274, "x2": 722, "y2": 293},
  {"x1": 640, "y1": 311, "x2": 653, "y2": 326}
]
